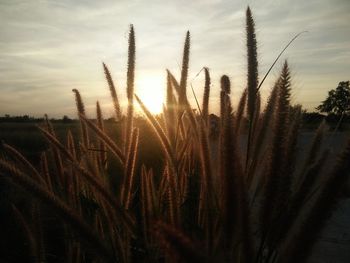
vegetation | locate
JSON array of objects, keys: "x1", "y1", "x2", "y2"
[
  {"x1": 317, "y1": 81, "x2": 350, "y2": 116},
  {"x1": 0, "y1": 115, "x2": 76, "y2": 123},
  {"x1": 1, "y1": 7, "x2": 349, "y2": 263}
]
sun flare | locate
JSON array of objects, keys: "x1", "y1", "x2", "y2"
[{"x1": 136, "y1": 75, "x2": 165, "y2": 114}]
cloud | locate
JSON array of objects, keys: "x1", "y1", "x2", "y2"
[{"x1": 0, "y1": 0, "x2": 349, "y2": 117}]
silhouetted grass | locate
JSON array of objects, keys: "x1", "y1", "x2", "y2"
[{"x1": 0, "y1": 7, "x2": 349, "y2": 263}]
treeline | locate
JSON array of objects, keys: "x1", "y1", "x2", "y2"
[
  {"x1": 302, "y1": 112, "x2": 350, "y2": 123},
  {"x1": 0, "y1": 115, "x2": 116, "y2": 123},
  {"x1": 0, "y1": 114, "x2": 75, "y2": 123},
  {"x1": 1, "y1": 112, "x2": 350, "y2": 126}
]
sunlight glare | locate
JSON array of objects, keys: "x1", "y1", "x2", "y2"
[{"x1": 136, "y1": 75, "x2": 165, "y2": 114}]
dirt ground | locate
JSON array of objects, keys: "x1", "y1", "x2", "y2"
[
  {"x1": 300, "y1": 132, "x2": 350, "y2": 262},
  {"x1": 309, "y1": 198, "x2": 350, "y2": 263}
]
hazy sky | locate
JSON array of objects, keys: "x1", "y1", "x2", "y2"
[{"x1": 1, "y1": 0, "x2": 349, "y2": 118}]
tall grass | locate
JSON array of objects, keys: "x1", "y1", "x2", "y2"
[{"x1": 1, "y1": 7, "x2": 349, "y2": 263}]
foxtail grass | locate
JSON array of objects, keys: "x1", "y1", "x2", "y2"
[
  {"x1": 125, "y1": 25, "x2": 136, "y2": 154},
  {"x1": 1, "y1": 7, "x2": 349, "y2": 263},
  {"x1": 103, "y1": 63, "x2": 122, "y2": 121},
  {"x1": 202, "y1": 67, "x2": 211, "y2": 125}
]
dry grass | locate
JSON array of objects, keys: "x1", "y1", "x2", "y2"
[{"x1": 0, "y1": 7, "x2": 349, "y2": 263}]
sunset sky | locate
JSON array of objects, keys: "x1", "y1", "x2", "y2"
[{"x1": 1, "y1": 0, "x2": 349, "y2": 118}]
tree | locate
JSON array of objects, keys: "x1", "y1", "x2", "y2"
[
  {"x1": 62, "y1": 115, "x2": 72, "y2": 123},
  {"x1": 316, "y1": 81, "x2": 350, "y2": 115}
]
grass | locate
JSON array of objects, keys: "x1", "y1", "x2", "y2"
[{"x1": 1, "y1": 6, "x2": 350, "y2": 263}]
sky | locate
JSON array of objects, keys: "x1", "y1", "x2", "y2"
[{"x1": 0, "y1": 0, "x2": 349, "y2": 118}]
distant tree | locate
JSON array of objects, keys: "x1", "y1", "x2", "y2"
[
  {"x1": 316, "y1": 81, "x2": 350, "y2": 116},
  {"x1": 62, "y1": 115, "x2": 72, "y2": 123}
]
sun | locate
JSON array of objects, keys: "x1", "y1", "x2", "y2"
[{"x1": 135, "y1": 74, "x2": 165, "y2": 114}]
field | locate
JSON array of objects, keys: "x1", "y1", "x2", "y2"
[
  {"x1": 0, "y1": 120, "x2": 163, "y2": 169},
  {"x1": 1, "y1": 120, "x2": 349, "y2": 262}
]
